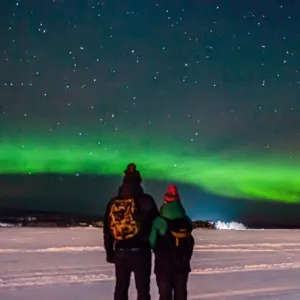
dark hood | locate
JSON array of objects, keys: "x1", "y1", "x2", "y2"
[
  {"x1": 122, "y1": 170, "x2": 142, "y2": 185},
  {"x1": 118, "y1": 183, "x2": 144, "y2": 198}
]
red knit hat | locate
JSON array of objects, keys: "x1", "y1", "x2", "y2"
[{"x1": 164, "y1": 184, "x2": 180, "y2": 202}]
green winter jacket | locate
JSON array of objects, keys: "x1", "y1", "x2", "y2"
[{"x1": 149, "y1": 200, "x2": 192, "y2": 249}]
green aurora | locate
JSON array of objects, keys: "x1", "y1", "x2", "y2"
[{"x1": 1, "y1": 136, "x2": 299, "y2": 203}]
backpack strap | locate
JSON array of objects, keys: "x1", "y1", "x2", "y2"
[{"x1": 171, "y1": 229, "x2": 191, "y2": 246}]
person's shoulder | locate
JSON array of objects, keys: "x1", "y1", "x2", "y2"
[
  {"x1": 136, "y1": 193, "x2": 156, "y2": 211},
  {"x1": 142, "y1": 193, "x2": 155, "y2": 201},
  {"x1": 184, "y1": 215, "x2": 193, "y2": 229}
]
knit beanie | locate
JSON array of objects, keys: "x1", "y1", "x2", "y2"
[
  {"x1": 122, "y1": 163, "x2": 142, "y2": 185},
  {"x1": 164, "y1": 184, "x2": 180, "y2": 203}
]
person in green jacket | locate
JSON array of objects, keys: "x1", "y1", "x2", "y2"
[{"x1": 150, "y1": 185, "x2": 194, "y2": 300}]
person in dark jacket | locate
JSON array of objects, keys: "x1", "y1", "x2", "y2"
[
  {"x1": 103, "y1": 163, "x2": 159, "y2": 300},
  {"x1": 150, "y1": 185, "x2": 194, "y2": 300}
]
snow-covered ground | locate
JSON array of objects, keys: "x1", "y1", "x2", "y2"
[{"x1": 1, "y1": 228, "x2": 300, "y2": 299}]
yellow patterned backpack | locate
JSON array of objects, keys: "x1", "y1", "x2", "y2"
[{"x1": 108, "y1": 198, "x2": 139, "y2": 241}]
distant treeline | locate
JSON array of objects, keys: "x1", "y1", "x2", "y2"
[{"x1": 0, "y1": 208, "x2": 216, "y2": 229}]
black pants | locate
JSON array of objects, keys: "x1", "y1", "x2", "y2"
[
  {"x1": 156, "y1": 273, "x2": 189, "y2": 300},
  {"x1": 114, "y1": 248, "x2": 151, "y2": 300}
]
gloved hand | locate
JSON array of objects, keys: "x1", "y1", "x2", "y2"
[{"x1": 106, "y1": 252, "x2": 115, "y2": 264}]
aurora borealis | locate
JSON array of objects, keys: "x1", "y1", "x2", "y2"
[
  {"x1": 1, "y1": 0, "x2": 300, "y2": 224},
  {"x1": 1, "y1": 137, "x2": 300, "y2": 203}
]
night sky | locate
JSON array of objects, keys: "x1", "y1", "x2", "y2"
[{"x1": 1, "y1": 0, "x2": 300, "y2": 226}]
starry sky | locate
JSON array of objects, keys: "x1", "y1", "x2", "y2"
[{"x1": 1, "y1": 0, "x2": 300, "y2": 225}]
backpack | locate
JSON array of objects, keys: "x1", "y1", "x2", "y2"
[
  {"x1": 167, "y1": 217, "x2": 193, "y2": 249},
  {"x1": 163, "y1": 217, "x2": 194, "y2": 266},
  {"x1": 108, "y1": 198, "x2": 140, "y2": 241}
]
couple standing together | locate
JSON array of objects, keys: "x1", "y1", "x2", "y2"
[{"x1": 103, "y1": 163, "x2": 194, "y2": 300}]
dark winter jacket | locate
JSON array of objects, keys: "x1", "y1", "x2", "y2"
[
  {"x1": 150, "y1": 200, "x2": 194, "y2": 275},
  {"x1": 103, "y1": 183, "x2": 159, "y2": 260}
]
